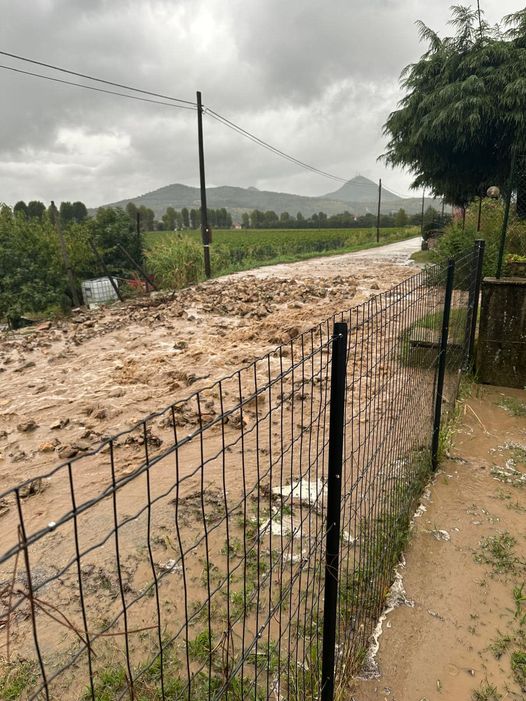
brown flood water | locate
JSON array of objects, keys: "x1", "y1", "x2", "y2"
[{"x1": 351, "y1": 384, "x2": 526, "y2": 701}]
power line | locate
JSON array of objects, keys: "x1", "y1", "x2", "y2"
[
  {"x1": 0, "y1": 50, "x2": 196, "y2": 106},
  {"x1": 0, "y1": 50, "x2": 385, "y2": 188},
  {"x1": 0, "y1": 63, "x2": 196, "y2": 110},
  {"x1": 205, "y1": 108, "x2": 349, "y2": 184}
]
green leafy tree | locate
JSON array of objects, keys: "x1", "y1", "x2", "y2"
[
  {"x1": 126, "y1": 202, "x2": 138, "y2": 229},
  {"x1": 91, "y1": 207, "x2": 143, "y2": 272},
  {"x1": 189, "y1": 208, "x2": 200, "y2": 229},
  {"x1": 383, "y1": 6, "x2": 526, "y2": 205},
  {"x1": 241, "y1": 212, "x2": 250, "y2": 228},
  {"x1": 0, "y1": 206, "x2": 67, "y2": 324},
  {"x1": 71, "y1": 201, "x2": 88, "y2": 222},
  {"x1": 394, "y1": 208, "x2": 408, "y2": 227},
  {"x1": 250, "y1": 209, "x2": 265, "y2": 229},
  {"x1": 27, "y1": 201, "x2": 46, "y2": 220},
  {"x1": 163, "y1": 206, "x2": 177, "y2": 231},
  {"x1": 138, "y1": 206, "x2": 155, "y2": 231},
  {"x1": 208, "y1": 208, "x2": 217, "y2": 227},
  {"x1": 59, "y1": 201, "x2": 75, "y2": 226},
  {"x1": 13, "y1": 201, "x2": 28, "y2": 218},
  {"x1": 263, "y1": 210, "x2": 279, "y2": 227},
  {"x1": 181, "y1": 207, "x2": 190, "y2": 228}
]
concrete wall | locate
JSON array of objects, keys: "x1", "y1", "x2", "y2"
[{"x1": 477, "y1": 278, "x2": 526, "y2": 388}]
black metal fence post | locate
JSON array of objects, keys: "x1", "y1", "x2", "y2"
[
  {"x1": 431, "y1": 259, "x2": 455, "y2": 471},
  {"x1": 464, "y1": 239, "x2": 485, "y2": 369},
  {"x1": 321, "y1": 321, "x2": 348, "y2": 701}
]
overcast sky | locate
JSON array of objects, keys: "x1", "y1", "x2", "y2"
[{"x1": 0, "y1": 0, "x2": 522, "y2": 207}]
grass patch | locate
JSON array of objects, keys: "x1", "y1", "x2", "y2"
[
  {"x1": 0, "y1": 659, "x2": 38, "y2": 700},
  {"x1": 489, "y1": 633, "x2": 513, "y2": 659},
  {"x1": 511, "y1": 651, "x2": 526, "y2": 691},
  {"x1": 472, "y1": 682, "x2": 502, "y2": 701},
  {"x1": 474, "y1": 532, "x2": 521, "y2": 574},
  {"x1": 410, "y1": 249, "x2": 433, "y2": 264},
  {"x1": 498, "y1": 396, "x2": 526, "y2": 417},
  {"x1": 510, "y1": 444, "x2": 526, "y2": 466}
]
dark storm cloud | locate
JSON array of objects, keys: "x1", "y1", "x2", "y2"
[{"x1": 0, "y1": 0, "x2": 519, "y2": 206}]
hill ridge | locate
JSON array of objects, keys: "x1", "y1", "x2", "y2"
[{"x1": 98, "y1": 175, "x2": 439, "y2": 220}]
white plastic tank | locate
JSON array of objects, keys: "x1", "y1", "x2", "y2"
[{"x1": 81, "y1": 277, "x2": 119, "y2": 308}]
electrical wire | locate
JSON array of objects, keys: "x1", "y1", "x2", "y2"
[
  {"x1": 204, "y1": 108, "x2": 349, "y2": 184},
  {"x1": 0, "y1": 50, "x2": 196, "y2": 106},
  {"x1": 0, "y1": 63, "x2": 196, "y2": 110},
  {"x1": 0, "y1": 50, "x2": 409, "y2": 190}
]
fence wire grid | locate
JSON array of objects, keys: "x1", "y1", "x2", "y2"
[{"x1": 0, "y1": 249, "x2": 482, "y2": 701}]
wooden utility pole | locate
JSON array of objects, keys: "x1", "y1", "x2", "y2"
[
  {"x1": 50, "y1": 201, "x2": 80, "y2": 307},
  {"x1": 196, "y1": 91, "x2": 211, "y2": 278},
  {"x1": 376, "y1": 178, "x2": 382, "y2": 243},
  {"x1": 420, "y1": 190, "x2": 425, "y2": 237}
]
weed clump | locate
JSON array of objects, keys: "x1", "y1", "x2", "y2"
[
  {"x1": 474, "y1": 532, "x2": 521, "y2": 575},
  {"x1": 472, "y1": 681, "x2": 502, "y2": 701},
  {"x1": 0, "y1": 659, "x2": 38, "y2": 701},
  {"x1": 511, "y1": 651, "x2": 526, "y2": 691},
  {"x1": 498, "y1": 396, "x2": 526, "y2": 417}
]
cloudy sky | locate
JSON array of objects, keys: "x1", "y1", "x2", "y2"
[{"x1": 0, "y1": 0, "x2": 521, "y2": 207}]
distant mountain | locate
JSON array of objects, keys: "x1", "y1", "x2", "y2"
[
  {"x1": 100, "y1": 183, "x2": 350, "y2": 219},
  {"x1": 324, "y1": 175, "x2": 441, "y2": 215},
  {"x1": 97, "y1": 175, "x2": 441, "y2": 220},
  {"x1": 324, "y1": 175, "x2": 401, "y2": 203}
]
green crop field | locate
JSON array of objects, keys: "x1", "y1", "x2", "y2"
[{"x1": 144, "y1": 227, "x2": 419, "y2": 289}]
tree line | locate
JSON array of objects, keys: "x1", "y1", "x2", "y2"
[
  {"x1": 124, "y1": 202, "x2": 233, "y2": 231},
  {"x1": 11, "y1": 199, "x2": 440, "y2": 233},
  {"x1": 240, "y1": 207, "x2": 438, "y2": 229},
  {"x1": 13, "y1": 199, "x2": 88, "y2": 226}
]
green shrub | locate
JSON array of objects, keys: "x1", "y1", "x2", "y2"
[
  {"x1": 0, "y1": 207, "x2": 69, "y2": 323},
  {"x1": 146, "y1": 235, "x2": 205, "y2": 288},
  {"x1": 432, "y1": 199, "x2": 526, "y2": 278}
]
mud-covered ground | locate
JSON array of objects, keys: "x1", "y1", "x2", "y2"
[
  {"x1": 351, "y1": 384, "x2": 526, "y2": 701},
  {"x1": 0, "y1": 246, "x2": 417, "y2": 495}
]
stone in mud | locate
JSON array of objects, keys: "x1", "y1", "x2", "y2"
[
  {"x1": 39, "y1": 439, "x2": 60, "y2": 453},
  {"x1": 93, "y1": 408, "x2": 108, "y2": 420},
  {"x1": 50, "y1": 418, "x2": 69, "y2": 430},
  {"x1": 58, "y1": 445, "x2": 79, "y2": 460},
  {"x1": 17, "y1": 420, "x2": 39, "y2": 433},
  {"x1": 19, "y1": 477, "x2": 48, "y2": 498},
  {"x1": 72, "y1": 440, "x2": 91, "y2": 452},
  {"x1": 13, "y1": 361, "x2": 36, "y2": 373},
  {"x1": 0, "y1": 498, "x2": 9, "y2": 516}
]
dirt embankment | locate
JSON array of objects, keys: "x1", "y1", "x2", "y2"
[
  {"x1": 351, "y1": 385, "x2": 526, "y2": 701},
  {"x1": 0, "y1": 258, "x2": 414, "y2": 495}
]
